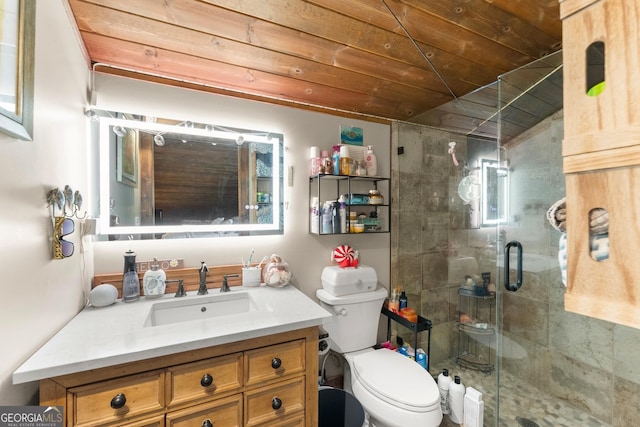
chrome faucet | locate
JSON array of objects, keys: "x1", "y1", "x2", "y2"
[
  {"x1": 221, "y1": 274, "x2": 239, "y2": 293},
  {"x1": 197, "y1": 261, "x2": 209, "y2": 295},
  {"x1": 166, "y1": 279, "x2": 186, "y2": 297}
]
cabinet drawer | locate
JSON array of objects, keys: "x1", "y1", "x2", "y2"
[
  {"x1": 166, "y1": 394, "x2": 242, "y2": 427},
  {"x1": 122, "y1": 414, "x2": 166, "y2": 427},
  {"x1": 244, "y1": 376, "x2": 305, "y2": 426},
  {"x1": 69, "y1": 370, "x2": 165, "y2": 427},
  {"x1": 167, "y1": 352, "x2": 242, "y2": 408},
  {"x1": 244, "y1": 340, "x2": 305, "y2": 387}
]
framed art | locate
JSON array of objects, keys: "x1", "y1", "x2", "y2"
[
  {"x1": 117, "y1": 128, "x2": 138, "y2": 187},
  {"x1": 0, "y1": 0, "x2": 35, "y2": 140}
]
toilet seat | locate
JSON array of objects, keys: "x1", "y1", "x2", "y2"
[{"x1": 349, "y1": 348, "x2": 440, "y2": 412}]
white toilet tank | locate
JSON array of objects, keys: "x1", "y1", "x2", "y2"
[{"x1": 316, "y1": 286, "x2": 388, "y2": 353}]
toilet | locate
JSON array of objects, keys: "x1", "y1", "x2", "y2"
[{"x1": 317, "y1": 266, "x2": 442, "y2": 427}]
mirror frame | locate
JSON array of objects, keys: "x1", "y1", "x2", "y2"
[
  {"x1": 481, "y1": 159, "x2": 509, "y2": 226},
  {"x1": 98, "y1": 115, "x2": 282, "y2": 236}
]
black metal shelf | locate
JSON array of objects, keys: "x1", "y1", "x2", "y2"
[{"x1": 381, "y1": 304, "x2": 432, "y2": 371}]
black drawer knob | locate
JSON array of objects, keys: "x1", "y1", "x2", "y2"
[
  {"x1": 202, "y1": 419, "x2": 213, "y2": 427},
  {"x1": 271, "y1": 357, "x2": 282, "y2": 369},
  {"x1": 272, "y1": 396, "x2": 282, "y2": 410},
  {"x1": 110, "y1": 393, "x2": 126, "y2": 409},
  {"x1": 201, "y1": 373, "x2": 213, "y2": 387}
]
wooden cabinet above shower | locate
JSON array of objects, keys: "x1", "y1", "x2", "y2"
[
  {"x1": 561, "y1": 0, "x2": 640, "y2": 329},
  {"x1": 560, "y1": 0, "x2": 640, "y2": 174}
]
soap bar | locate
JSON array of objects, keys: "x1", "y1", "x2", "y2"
[{"x1": 89, "y1": 284, "x2": 118, "y2": 307}]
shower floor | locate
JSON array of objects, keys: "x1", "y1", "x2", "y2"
[{"x1": 432, "y1": 359, "x2": 609, "y2": 427}]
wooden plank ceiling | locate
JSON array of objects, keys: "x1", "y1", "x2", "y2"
[{"x1": 67, "y1": 0, "x2": 562, "y2": 130}]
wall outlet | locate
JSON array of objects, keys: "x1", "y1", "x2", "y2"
[{"x1": 82, "y1": 218, "x2": 97, "y2": 236}]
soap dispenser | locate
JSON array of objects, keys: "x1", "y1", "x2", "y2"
[
  {"x1": 122, "y1": 250, "x2": 140, "y2": 302},
  {"x1": 143, "y1": 257, "x2": 166, "y2": 299}
]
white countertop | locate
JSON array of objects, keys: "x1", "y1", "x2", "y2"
[{"x1": 13, "y1": 285, "x2": 331, "y2": 384}]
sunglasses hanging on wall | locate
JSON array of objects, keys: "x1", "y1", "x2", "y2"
[
  {"x1": 52, "y1": 216, "x2": 74, "y2": 259},
  {"x1": 47, "y1": 185, "x2": 86, "y2": 260}
]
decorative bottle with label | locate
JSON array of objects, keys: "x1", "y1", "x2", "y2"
[
  {"x1": 339, "y1": 145, "x2": 351, "y2": 175},
  {"x1": 365, "y1": 145, "x2": 377, "y2": 176},
  {"x1": 143, "y1": 257, "x2": 166, "y2": 298},
  {"x1": 122, "y1": 250, "x2": 140, "y2": 302}
]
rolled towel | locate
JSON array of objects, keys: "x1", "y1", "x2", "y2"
[
  {"x1": 546, "y1": 198, "x2": 567, "y2": 232},
  {"x1": 589, "y1": 208, "x2": 608, "y2": 235}
]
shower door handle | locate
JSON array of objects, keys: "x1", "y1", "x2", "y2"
[{"x1": 504, "y1": 241, "x2": 523, "y2": 292}]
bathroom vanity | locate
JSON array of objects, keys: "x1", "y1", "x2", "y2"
[{"x1": 14, "y1": 285, "x2": 331, "y2": 427}]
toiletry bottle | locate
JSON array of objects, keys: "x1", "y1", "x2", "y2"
[
  {"x1": 339, "y1": 196, "x2": 347, "y2": 233},
  {"x1": 416, "y1": 348, "x2": 428, "y2": 369},
  {"x1": 320, "y1": 150, "x2": 331, "y2": 174},
  {"x1": 399, "y1": 290, "x2": 408, "y2": 310},
  {"x1": 122, "y1": 250, "x2": 140, "y2": 302},
  {"x1": 322, "y1": 201, "x2": 333, "y2": 234},
  {"x1": 309, "y1": 146, "x2": 321, "y2": 176},
  {"x1": 143, "y1": 257, "x2": 166, "y2": 298},
  {"x1": 464, "y1": 386, "x2": 484, "y2": 427},
  {"x1": 339, "y1": 145, "x2": 351, "y2": 175},
  {"x1": 438, "y1": 368, "x2": 452, "y2": 415},
  {"x1": 388, "y1": 286, "x2": 400, "y2": 312},
  {"x1": 310, "y1": 197, "x2": 320, "y2": 233},
  {"x1": 365, "y1": 145, "x2": 377, "y2": 176},
  {"x1": 449, "y1": 375, "x2": 465, "y2": 424},
  {"x1": 331, "y1": 201, "x2": 341, "y2": 234},
  {"x1": 332, "y1": 145, "x2": 341, "y2": 176}
]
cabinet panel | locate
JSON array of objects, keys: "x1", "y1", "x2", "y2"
[
  {"x1": 244, "y1": 376, "x2": 305, "y2": 427},
  {"x1": 564, "y1": 169, "x2": 640, "y2": 327},
  {"x1": 167, "y1": 352, "x2": 243, "y2": 408},
  {"x1": 244, "y1": 340, "x2": 305, "y2": 387},
  {"x1": 562, "y1": 0, "x2": 640, "y2": 170},
  {"x1": 69, "y1": 370, "x2": 165, "y2": 427},
  {"x1": 122, "y1": 414, "x2": 166, "y2": 427},
  {"x1": 166, "y1": 394, "x2": 242, "y2": 427}
]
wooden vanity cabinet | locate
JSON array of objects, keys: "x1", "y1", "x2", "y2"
[{"x1": 40, "y1": 327, "x2": 318, "y2": 427}]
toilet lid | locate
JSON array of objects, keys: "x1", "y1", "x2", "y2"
[{"x1": 351, "y1": 348, "x2": 440, "y2": 412}]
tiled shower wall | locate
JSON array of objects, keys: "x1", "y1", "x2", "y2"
[{"x1": 391, "y1": 115, "x2": 640, "y2": 426}]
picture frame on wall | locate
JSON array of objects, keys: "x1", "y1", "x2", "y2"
[
  {"x1": 116, "y1": 128, "x2": 138, "y2": 187},
  {"x1": 0, "y1": 0, "x2": 35, "y2": 141}
]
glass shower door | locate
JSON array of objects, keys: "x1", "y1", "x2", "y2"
[{"x1": 494, "y1": 52, "x2": 611, "y2": 427}]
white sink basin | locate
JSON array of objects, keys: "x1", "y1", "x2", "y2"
[{"x1": 144, "y1": 292, "x2": 257, "y2": 327}]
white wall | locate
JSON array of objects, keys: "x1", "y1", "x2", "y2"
[
  {"x1": 2, "y1": 0, "x2": 391, "y2": 404},
  {"x1": 0, "y1": 1, "x2": 92, "y2": 403},
  {"x1": 92, "y1": 74, "x2": 391, "y2": 305}
]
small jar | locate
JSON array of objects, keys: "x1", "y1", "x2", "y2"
[
  {"x1": 369, "y1": 189, "x2": 384, "y2": 205},
  {"x1": 354, "y1": 160, "x2": 366, "y2": 176}
]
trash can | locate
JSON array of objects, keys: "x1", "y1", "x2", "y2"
[{"x1": 318, "y1": 386, "x2": 365, "y2": 427}]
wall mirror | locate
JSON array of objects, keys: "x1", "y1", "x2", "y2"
[
  {"x1": 96, "y1": 111, "x2": 283, "y2": 239},
  {"x1": 481, "y1": 159, "x2": 509, "y2": 226}
]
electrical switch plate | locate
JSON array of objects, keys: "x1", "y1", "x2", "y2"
[{"x1": 288, "y1": 165, "x2": 294, "y2": 186}]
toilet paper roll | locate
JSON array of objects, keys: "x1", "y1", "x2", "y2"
[{"x1": 319, "y1": 339, "x2": 330, "y2": 356}]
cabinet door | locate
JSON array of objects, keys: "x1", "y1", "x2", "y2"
[
  {"x1": 244, "y1": 376, "x2": 305, "y2": 426},
  {"x1": 167, "y1": 352, "x2": 243, "y2": 408},
  {"x1": 69, "y1": 370, "x2": 165, "y2": 427},
  {"x1": 166, "y1": 394, "x2": 242, "y2": 427},
  {"x1": 244, "y1": 340, "x2": 305, "y2": 387}
]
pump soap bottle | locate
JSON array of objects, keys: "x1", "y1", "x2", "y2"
[
  {"x1": 122, "y1": 250, "x2": 140, "y2": 302},
  {"x1": 143, "y1": 257, "x2": 166, "y2": 298}
]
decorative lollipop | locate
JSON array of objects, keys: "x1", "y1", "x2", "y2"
[{"x1": 332, "y1": 245, "x2": 359, "y2": 268}]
